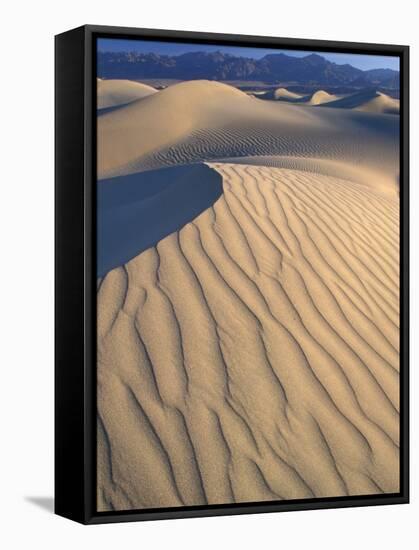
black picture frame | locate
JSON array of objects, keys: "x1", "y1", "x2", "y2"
[{"x1": 55, "y1": 24, "x2": 409, "y2": 525}]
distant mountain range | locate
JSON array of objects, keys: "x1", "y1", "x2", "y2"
[{"x1": 97, "y1": 51, "x2": 399, "y2": 89}]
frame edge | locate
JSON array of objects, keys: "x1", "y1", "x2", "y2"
[{"x1": 55, "y1": 25, "x2": 89, "y2": 525}]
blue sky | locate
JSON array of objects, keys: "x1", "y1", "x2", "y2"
[{"x1": 97, "y1": 38, "x2": 399, "y2": 71}]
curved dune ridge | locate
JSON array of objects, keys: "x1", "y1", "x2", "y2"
[
  {"x1": 324, "y1": 90, "x2": 400, "y2": 114},
  {"x1": 269, "y1": 88, "x2": 303, "y2": 101},
  {"x1": 274, "y1": 88, "x2": 302, "y2": 100},
  {"x1": 97, "y1": 162, "x2": 399, "y2": 511},
  {"x1": 261, "y1": 88, "x2": 335, "y2": 105},
  {"x1": 306, "y1": 90, "x2": 337, "y2": 105},
  {"x1": 97, "y1": 80, "x2": 399, "y2": 194},
  {"x1": 98, "y1": 80, "x2": 253, "y2": 176},
  {"x1": 97, "y1": 79, "x2": 157, "y2": 109}
]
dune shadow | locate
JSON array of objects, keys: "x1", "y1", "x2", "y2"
[
  {"x1": 98, "y1": 103, "x2": 131, "y2": 116},
  {"x1": 98, "y1": 163, "x2": 223, "y2": 277},
  {"x1": 318, "y1": 88, "x2": 378, "y2": 109},
  {"x1": 25, "y1": 496, "x2": 54, "y2": 513}
]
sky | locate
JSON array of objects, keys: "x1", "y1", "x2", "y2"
[{"x1": 97, "y1": 38, "x2": 399, "y2": 71}]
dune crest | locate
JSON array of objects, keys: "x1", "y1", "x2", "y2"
[
  {"x1": 97, "y1": 79, "x2": 399, "y2": 194},
  {"x1": 261, "y1": 89, "x2": 336, "y2": 105},
  {"x1": 97, "y1": 79, "x2": 252, "y2": 176},
  {"x1": 97, "y1": 79, "x2": 157, "y2": 109},
  {"x1": 323, "y1": 89, "x2": 400, "y2": 114},
  {"x1": 271, "y1": 88, "x2": 303, "y2": 101},
  {"x1": 97, "y1": 162, "x2": 399, "y2": 511},
  {"x1": 355, "y1": 92, "x2": 400, "y2": 114},
  {"x1": 307, "y1": 90, "x2": 337, "y2": 105}
]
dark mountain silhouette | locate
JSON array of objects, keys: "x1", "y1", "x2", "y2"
[{"x1": 97, "y1": 51, "x2": 399, "y2": 89}]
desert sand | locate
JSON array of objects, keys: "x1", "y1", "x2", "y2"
[
  {"x1": 269, "y1": 88, "x2": 303, "y2": 101},
  {"x1": 306, "y1": 90, "x2": 337, "y2": 105},
  {"x1": 324, "y1": 90, "x2": 400, "y2": 114},
  {"x1": 263, "y1": 88, "x2": 336, "y2": 104},
  {"x1": 96, "y1": 79, "x2": 400, "y2": 511},
  {"x1": 263, "y1": 87, "x2": 399, "y2": 114},
  {"x1": 273, "y1": 87, "x2": 301, "y2": 100},
  {"x1": 97, "y1": 78, "x2": 157, "y2": 110},
  {"x1": 97, "y1": 81, "x2": 398, "y2": 191}
]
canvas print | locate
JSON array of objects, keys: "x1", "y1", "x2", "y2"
[{"x1": 96, "y1": 38, "x2": 400, "y2": 512}]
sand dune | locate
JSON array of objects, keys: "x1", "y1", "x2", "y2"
[
  {"x1": 306, "y1": 90, "x2": 338, "y2": 105},
  {"x1": 97, "y1": 80, "x2": 399, "y2": 195},
  {"x1": 260, "y1": 89, "x2": 335, "y2": 105},
  {"x1": 265, "y1": 89, "x2": 337, "y2": 105},
  {"x1": 324, "y1": 90, "x2": 400, "y2": 114},
  {"x1": 356, "y1": 93, "x2": 400, "y2": 114},
  {"x1": 97, "y1": 162, "x2": 399, "y2": 511},
  {"x1": 97, "y1": 79, "x2": 157, "y2": 110},
  {"x1": 273, "y1": 88, "x2": 302, "y2": 100},
  {"x1": 96, "y1": 77, "x2": 400, "y2": 512},
  {"x1": 98, "y1": 80, "x2": 252, "y2": 176},
  {"x1": 266, "y1": 88, "x2": 303, "y2": 101}
]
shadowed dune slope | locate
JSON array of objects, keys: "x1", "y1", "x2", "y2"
[
  {"x1": 324, "y1": 90, "x2": 400, "y2": 114},
  {"x1": 97, "y1": 79, "x2": 157, "y2": 110},
  {"x1": 97, "y1": 162, "x2": 399, "y2": 511},
  {"x1": 97, "y1": 164, "x2": 222, "y2": 277},
  {"x1": 97, "y1": 80, "x2": 399, "y2": 194}
]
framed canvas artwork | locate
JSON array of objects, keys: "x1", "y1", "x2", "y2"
[{"x1": 55, "y1": 25, "x2": 409, "y2": 524}]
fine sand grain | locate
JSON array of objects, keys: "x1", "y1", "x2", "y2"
[{"x1": 96, "y1": 79, "x2": 400, "y2": 511}]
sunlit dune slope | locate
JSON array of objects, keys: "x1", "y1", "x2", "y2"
[
  {"x1": 97, "y1": 162, "x2": 400, "y2": 511},
  {"x1": 271, "y1": 88, "x2": 303, "y2": 101},
  {"x1": 97, "y1": 80, "x2": 399, "y2": 194},
  {"x1": 262, "y1": 89, "x2": 335, "y2": 105},
  {"x1": 306, "y1": 90, "x2": 337, "y2": 105},
  {"x1": 97, "y1": 79, "x2": 157, "y2": 109}
]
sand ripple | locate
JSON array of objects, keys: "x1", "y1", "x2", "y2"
[{"x1": 97, "y1": 163, "x2": 399, "y2": 511}]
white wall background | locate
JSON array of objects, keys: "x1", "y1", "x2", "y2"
[{"x1": 1, "y1": 0, "x2": 416, "y2": 547}]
